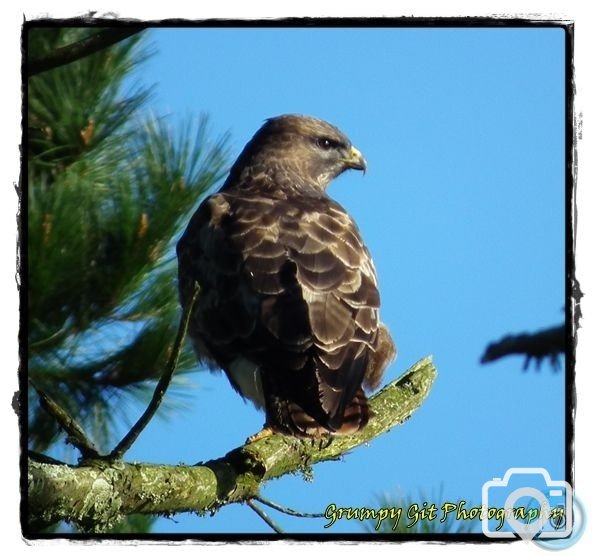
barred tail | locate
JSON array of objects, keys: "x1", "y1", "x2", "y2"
[{"x1": 278, "y1": 387, "x2": 370, "y2": 437}]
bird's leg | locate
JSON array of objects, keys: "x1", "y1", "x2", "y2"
[{"x1": 246, "y1": 426, "x2": 275, "y2": 444}]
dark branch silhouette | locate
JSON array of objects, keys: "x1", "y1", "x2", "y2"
[
  {"x1": 28, "y1": 28, "x2": 146, "y2": 76},
  {"x1": 480, "y1": 324, "x2": 565, "y2": 371}
]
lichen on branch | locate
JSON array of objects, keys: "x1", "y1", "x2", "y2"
[{"x1": 27, "y1": 356, "x2": 437, "y2": 533}]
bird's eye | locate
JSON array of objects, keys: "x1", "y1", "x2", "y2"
[{"x1": 316, "y1": 137, "x2": 337, "y2": 151}]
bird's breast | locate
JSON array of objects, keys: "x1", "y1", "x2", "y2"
[{"x1": 226, "y1": 356, "x2": 265, "y2": 409}]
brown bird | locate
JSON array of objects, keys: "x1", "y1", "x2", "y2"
[{"x1": 177, "y1": 115, "x2": 395, "y2": 437}]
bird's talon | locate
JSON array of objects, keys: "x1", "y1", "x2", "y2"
[
  {"x1": 311, "y1": 435, "x2": 333, "y2": 450},
  {"x1": 247, "y1": 426, "x2": 275, "y2": 444}
]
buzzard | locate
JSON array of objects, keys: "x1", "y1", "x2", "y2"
[{"x1": 177, "y1": 115, "x2": 395, "y2": 437}]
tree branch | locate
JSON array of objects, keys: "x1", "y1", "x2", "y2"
[
  {"x1": 29, "y1": 381, "x2": 100, "y2": 460},
  {"x1": 253, "y1": 495, "x2": 326, "y2": 518},
  {"x1": 109, "y1": 284, "x2": 199, "y2": 460},
  {"x1": 27, "y1": 357, "x2": 437, "y2": 533},
  {"x1": 246, "y1": 500, "x2": 284, "y2": 533},
  {"x1": 480, "y1": 324, "x2": 565, "y2": 371},
  {"x1": 28, "y1": 28, "x2": 146, "y2": 77}
]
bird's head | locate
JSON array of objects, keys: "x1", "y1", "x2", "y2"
[{"x1": 226, "y1": 114, "x2": 367, "y2": 193}]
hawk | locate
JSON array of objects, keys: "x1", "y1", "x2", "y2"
[{"x1": 177, "y1": 115, "x2": 395, "y2": 437}]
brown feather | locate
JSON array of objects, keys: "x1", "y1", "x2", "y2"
[{"x1": 177, "y1": 114, "x2": 395, "y2": 436}]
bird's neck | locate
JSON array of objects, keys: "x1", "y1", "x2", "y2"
[{"x1": 223, "y1": 158, "x2": 330, "y2": 197}]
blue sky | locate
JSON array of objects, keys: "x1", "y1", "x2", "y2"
[{"x1": 78, "y1": 26, "x2": 568, "y2": 534}]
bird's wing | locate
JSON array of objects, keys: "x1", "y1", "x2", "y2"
[{"x1": 177, "y1": 190, "x2": 392, "y2": 433}]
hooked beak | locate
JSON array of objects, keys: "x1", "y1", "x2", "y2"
[{"x1": 344, "y1": 146, "x2": 367, "y2": 174}]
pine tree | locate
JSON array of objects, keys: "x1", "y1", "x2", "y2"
[
  {"x1": 26, "y1": 27, "x2": 228, "y2": 458},
  {"x1": 25, "y1": 27, "x2": 438, "y2": 535}
]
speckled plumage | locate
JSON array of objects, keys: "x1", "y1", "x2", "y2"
[{"x1": 177, "y1": 115, "x2": 395, "y2": 436}]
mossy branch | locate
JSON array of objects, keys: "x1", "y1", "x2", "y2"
[{"x1": 27, "y1": 357, "x2": 436, "y2": 533}]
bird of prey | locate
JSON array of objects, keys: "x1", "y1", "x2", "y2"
[{"x1": 177, "y1": 115, "x2": 395, "y2": 437}]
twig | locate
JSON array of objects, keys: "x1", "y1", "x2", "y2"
[
  {"x1": 29, "y1": 323, "x2": 70, "y2": 352},
  {"x1": 109, "y1": 284, "x2": 199, "y2": 460},
  {"x1": 246, "y1": 500, "x2": 284, "y2": 534},
  {"x1": 28, "y1": 451, "x2": 68, "y2": 466},
  {"x1": 254, "y1": 495, "x2": 325, "y2": 518},
  {"x1": 29, "y1": 381, "x2": 100, "y2": 459},
  {"x1": 28, "y1": 28, "x2": 146, "y2": 77}
]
